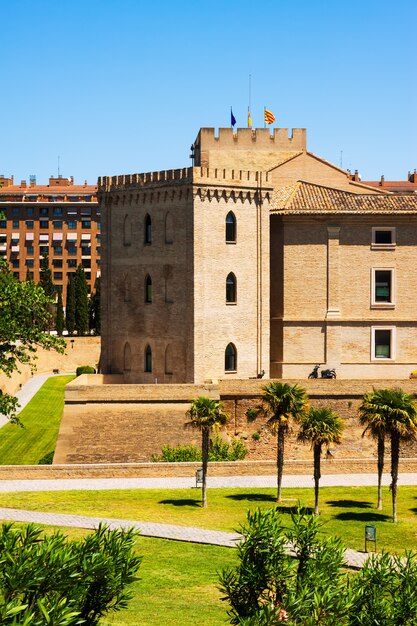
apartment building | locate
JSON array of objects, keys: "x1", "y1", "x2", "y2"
[{"x1": 0, "y1": 174, "x2": 100, "y2": 300}]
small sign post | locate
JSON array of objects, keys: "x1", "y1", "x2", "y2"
[
  {"x1": 195, "y1": 467, "x2": 203, "y2": 488},
  {"x1": 365, "y1": 524, "x2": 377, "y2": 553}
]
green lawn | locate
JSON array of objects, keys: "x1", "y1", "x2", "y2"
[
  {"x1": 1, "y1": 485, "x2": 416, "y2": 553},
  {"x1": 0, "y1": 375, "x2": 74, "y2": 464}
]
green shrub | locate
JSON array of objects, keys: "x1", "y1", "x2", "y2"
[
  {"x1": 38, "y1": 450, "x2": 54, "y2": 465},
  {"x1": 251, "y1": 432, "x2": 261, "y2": 441},
  {"x1": 246, "y1": 408, "x2": 260, "y2": 421},
  {"x1": 154, "y1": 436, "x2": 248, "y2": 462},
  {"x1": 0, "y1": 522, "x2": 141, "y2": 625},
  {"x1": 76, "y1": 365, "x2": 96, "y2": 376}
]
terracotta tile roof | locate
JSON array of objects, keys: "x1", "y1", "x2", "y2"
[
  {"x1": 362, "y1": 180, "x2": 417, "y2": 193},
  {"x1": 0, "y1": 185, "x2": 97, "y2": 196},
  {"x1": 271, "y1": 181, "x2": 417, "y2": 215}
]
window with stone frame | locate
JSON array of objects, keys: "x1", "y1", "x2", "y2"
[{"x1": 225, "y1": 343, "x2": 237, "y2": 372}]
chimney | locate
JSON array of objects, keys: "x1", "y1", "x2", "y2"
[
  {"x1": 380, "y1": 175, "x2": 385, "y2": 186},
  {"x1": 70, "y1": 176, "x2": 74, "y2": 185},
  {"x1": 20, "y1": 180, "x2": 27, "y2": 188}
]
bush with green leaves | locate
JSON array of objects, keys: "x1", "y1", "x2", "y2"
[
  {"x1": 76, "y1": 365, "x2": 96, "y2": 376},
  {"x1": 154, "y1": 436, "x2": 248, "y2": 462},
  {"x1": 0, "y1": 523, "x2": 141, "y2": 626},
  {"x1": 219, "y1": 507, "x2": 417, "y2": 625}
]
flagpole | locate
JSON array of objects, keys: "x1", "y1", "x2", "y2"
[
  {"x1": 264, "y1": 106, "x2": 266, "y2": 129},
  {"x1": 248, "y1": 74, "x2": 251, "y2": 128}
]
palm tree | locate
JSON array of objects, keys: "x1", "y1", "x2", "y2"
[
  {"x1": 297, "y1": 407, "x2": 344, "y2": 515},
  {"x1": 186, "y1": 396, "x2": 229, "y2": 508},
  {"x1": 259, "y1": 382, "x2": 308, "y2": 502},
  {"x1": 359, "y1": 388, "x2": 417, "y2": 522},
  {"x1": 358, "y1": 391, "x2": 390, "y2": 510}
]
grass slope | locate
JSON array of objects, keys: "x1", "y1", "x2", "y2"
[
  {"x1": 1, "y1": 485, "x2": 416, "y2": 553},
  {"x1": 0, "y1": 375, "x2": 74, "y2": 464}
]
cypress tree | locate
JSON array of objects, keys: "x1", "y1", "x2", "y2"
[
  {"x1": 75, "y1": 264, "x2": 89, "y2": 336},
  {"x1": 39, "y1": 253, "x2": 55, "y2": 298},
  {"x1": 66, "y1": 273, "x2": 76, "y2": 336},
  {"x1": 56, "y1": 290, "x2": 64, "y2": 336},
  {"x1": 39, "y1": 253, "x2": 55, "y2": 330}
]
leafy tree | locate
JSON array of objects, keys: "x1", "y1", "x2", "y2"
[
  {"x1": 0, "y1": 522, "x2": 141, "y2": 625},
  {"x1": 75, "y1": 265, "x2": 89, "y2": 335},
  {"x1": 0, "y1": 260, "x2": 65, "y2": 422},
  {"x1": 358, "y1": 391, "x2": 390, "y2": 510},
  {"x1": 65, "y1": 273, "x2": 76, "y2": 335},
  {"x1": 297, "y1": 407, "x2": 344, "y2": 515},
  {"x1": 359, "y1": 388, "x2": 417, "y2": 522},
  {"x1": 56, "y1": 289, "x2": 64, "y2": 336},
  {"x1": 186, "y1": 396, "x2": 229, "y2": 507},
  {"x1": 258, "y1": 382, "x2": 308, "y2": 502},
  {"x1": 89, "y1": 276, "x2": 101, "y2": 335}
]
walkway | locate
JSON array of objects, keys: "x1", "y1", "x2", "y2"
[{"x1": 0, "y1": 506, "x2": 369, "y2": 569}]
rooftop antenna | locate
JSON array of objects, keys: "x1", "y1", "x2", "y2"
[{"x1": 340, "y1": 150, "x2": 343, "y2": 169}]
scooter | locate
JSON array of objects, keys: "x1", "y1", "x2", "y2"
[{"x1": 308, "y1": 364, "x2": 336, "y2": 379}]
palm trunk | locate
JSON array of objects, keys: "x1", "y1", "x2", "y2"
[
  {"x1": 377, "y1": 434, "x2": 385, "y2": 510},
  {"x1": 313, "y1": 443, "x2": 321, "y2": 515},
  {"x1": 391, "y1": 432, "x2": 400, "y2": 523},
  {"x1": 201, "y1": 427, "x2": 209, "y2": 508},
  {"x1": 277, "y1": 424, "x2": 285, "y2": 502}
]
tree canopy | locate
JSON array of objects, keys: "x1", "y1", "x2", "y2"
[{"x1": 0, "y1": 260, "x2": 65, "y2": 422}]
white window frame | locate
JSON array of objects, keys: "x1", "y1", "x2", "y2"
[
  {"x1": 371, "y1": 267, "x2": 395, "y2": 309},
  {"x1": 371, "y1": 326, "x2": 396, "y2": 361},
  {"x1": 371, "y1": 227, "x2": 396, "y2": 250}
]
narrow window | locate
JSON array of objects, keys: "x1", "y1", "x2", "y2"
[
  {"x1": 165, "y1": 344, "x2": 173, "y2": 375},
  {"x1": 144, "y1": 214, "x2": 152, "y2": 244},
  {"x1": 145, "y1": 275, "x2": 152, "y2": 303},
  {"x1": 225, "y1": 343, "x2": 237, "y2": 372},
  {"x1": 123, "y1": 342, "x2": 131, "y2": 372},
  {"x1": 144, "y1": 344, "x2": 152, "y2": 372},
  {"x1": 165, "y1": 211, "x2": 174, "y2": 244},
  {"x1": 225, "y1": 211, "x2": 236, "y2": 243},
  {"x1": 226, "y1": 272, "x2": 237, "y2": 303},
  {"x1": 124, "y1": 274, "x2": 131, "y2": 302},
  {"x1": 372, "y1": 269, "x2": 394, "y2": 306},
  {"x1": 123, "y1": 214, "x2": 131, "y2": 246},
  {"x1": 372, "y1": 328, "x2": 395, "y2": 360}
]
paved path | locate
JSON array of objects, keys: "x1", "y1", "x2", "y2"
[
  {"x1": 0, "y1": 472, "x2": 416, "y2": 492},
  {"x1": 0, "y1": 506, "x2": 369, "y2": 568}
]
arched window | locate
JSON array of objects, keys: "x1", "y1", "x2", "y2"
[
  {"x1": 123, "y1": 214, "x2": 131, "y2": 246},
  {"x1": 144, "y1": 344, "x2": 152, "y2": 372},
  {"x1": 123, "y1": 342, "x2": 131, "y2": 372},
  {"x1": 144, "y1": 214, "x2": 152, "y2": 244},
  {"x1": 165, "y1": 211, "x2": 174, "y2": 244},
  {"x1": 124, "y1": 274, "x2": 131, "y2": 302},
  {"x1": 225, "y1": 343, "x2": 237, "y2": 372},
  {"x1": 225, "y1": 211, "x2": 236, "y2": 243},
  {"x1": 165, "y1": 344, "x2": 173, "y2": 375},
  {"x1": 145, "y1": 275, "x2": 152, "y2": 303},
  {"x1": 226, "y1": 272, "x2": 237, "y2": 303}
]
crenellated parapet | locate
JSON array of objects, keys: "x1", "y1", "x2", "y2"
[{"x1": 98, "y1": 167, "x2": 193, "y2": 193}]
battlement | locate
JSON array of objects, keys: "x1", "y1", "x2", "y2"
[
  {"x1": 193, "y1": 127, "x2": 306, "y2": 170},
  {"x1": 98, "y1": 167, "x2": 193, "y2": 192},
  {"x1": 98, "y1": 166, "x2": 271, "y2": 194}
]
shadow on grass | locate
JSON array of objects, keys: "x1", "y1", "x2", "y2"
[
  {"x1": 326, "y1": 500, "x2": 373, "y2": 509},
  {"x1": 409, "y1": 508, "x2": 417, "y2": 515},
  {"x1": 159, "y1": 499, "x2": 201, "y2": 507},
  {"x1": 335, "y1": 512, "x2": 390, "y2": 522},
  {"x1": 226, "y1": 493, "x2": 276, "y2": 503},
  {"x1": 275, "y1": 505, "x2": 314, "y2": 516}
]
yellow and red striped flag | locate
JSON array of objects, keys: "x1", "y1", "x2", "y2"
[
  {"x1": 264, "y1": 109, "x2": 276, "y2": 125},
  {"x1": 248, "y1": 109, "x2": 252, "y2": 128}
]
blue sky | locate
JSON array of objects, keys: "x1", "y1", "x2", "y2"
[{"x1": 1, "y1": 0, "x2": 416, "y2": 184}]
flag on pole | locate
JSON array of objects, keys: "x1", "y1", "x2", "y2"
[
  {"x1": 264, "y1": 108, "x2": 276, "y2": 125},
  {"x1": 231, "y1": 108, "x2": 236, "y2": 127},
  {"x1": 248, "y1": 109, "x2": 252, "y2": 128}
]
